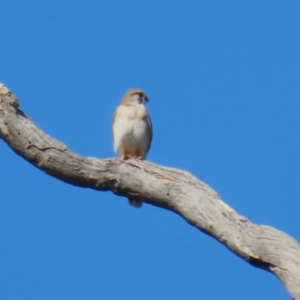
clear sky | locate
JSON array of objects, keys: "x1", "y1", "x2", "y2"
[{"x1": 0, "y1": 1, "x2": 299, "y2": 299}]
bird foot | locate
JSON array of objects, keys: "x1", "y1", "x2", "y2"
[
  {"x1": 132, "y1": 155, "x2": 143, "y2": 160},
  {"x1": 120, "y1": 154, "x2": 131, "y2": 160},
  {"x1": 120, "y1": 155, "x2": 143, "y2": 161}
]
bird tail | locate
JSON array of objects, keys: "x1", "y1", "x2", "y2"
[{"x1": 128, "y1": 198, "x2": 143, "y2": 208}]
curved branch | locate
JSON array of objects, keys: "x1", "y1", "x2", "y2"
[{"x1": 0, "y1": 83, "x2": 299, "y2": 299}]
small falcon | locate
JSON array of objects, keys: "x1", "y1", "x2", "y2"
[
  {"x1": 112, "y1": 88, "x2": 153, "y2": 207},
  {"x1": 112, "y1": 88, "x2": 152, "y2": 160}
]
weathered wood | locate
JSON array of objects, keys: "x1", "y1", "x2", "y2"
[{"x1": 0, "y1": 83, "x2": 299, "y2": 299}]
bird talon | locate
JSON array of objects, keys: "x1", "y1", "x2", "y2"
[
  {"x1": 120, "y1": 154, "x2": 131, "y2": 160},
  {"x1": 131, "y1": 155, "x2": 143, "y2": 160}
]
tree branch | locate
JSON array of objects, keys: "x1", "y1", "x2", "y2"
[{"x1": 0, "y1": 83, "x2": 299, "y2": 299}]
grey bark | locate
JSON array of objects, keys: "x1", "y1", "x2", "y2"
[{"x1": 0, "y1": 83, "x2": 299, "y2": 299}]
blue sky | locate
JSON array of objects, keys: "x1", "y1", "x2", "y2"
[{"x1": 0, "y1": 1, "x2": 299, "y2": 299}]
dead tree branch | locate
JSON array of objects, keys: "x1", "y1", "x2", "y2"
[{"x1": 0, "y1": 83, "x2": 299, "y2": 299}]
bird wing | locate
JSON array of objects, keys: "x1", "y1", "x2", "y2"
[{"x1": 144, "y1": 111, "x2": 153, "y2": 152}]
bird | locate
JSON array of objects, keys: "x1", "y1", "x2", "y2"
[{"x1": 112, "y1": 88, "x2": 153, "y2": 207}]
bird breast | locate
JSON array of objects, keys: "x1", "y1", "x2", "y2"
[{"x1": 113, "y1": 104, "x2": 150, "y2": 158}]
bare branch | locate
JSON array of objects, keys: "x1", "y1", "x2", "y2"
[{"x1": 0, "y1": 83, "x2": 299, "y2": 299}]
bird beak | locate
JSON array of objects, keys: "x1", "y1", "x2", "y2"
[{"x1": 144, "y1": 95, "x2": 149, "y2": 102}]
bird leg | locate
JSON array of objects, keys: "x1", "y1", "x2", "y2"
[
  {"x1": 121, "y1": 153, "x2": 143, "y2": 160},
  {"x1": 120, "y1": 154, "x2": 131, "y2": 160},
  {"x1": 131, "y1": 153, "x2": 143, "y2": 160}
]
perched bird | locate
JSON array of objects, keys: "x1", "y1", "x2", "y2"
[{"x1": 112, "y1": 88, "x2": 153, "y2": 207}]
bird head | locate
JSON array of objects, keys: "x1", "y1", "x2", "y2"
[{"x1": 121, "y1": 88, "x2": 149, "y2": 106}]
